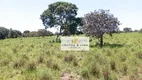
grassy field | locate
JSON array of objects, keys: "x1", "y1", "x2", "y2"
[{"x1": 0, "y1": 32, "x2": 142, "y2": 80}]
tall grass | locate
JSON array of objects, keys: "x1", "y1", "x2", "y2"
[{"x1": 0, "y1": 33, "x2": 142, "y2": 79}]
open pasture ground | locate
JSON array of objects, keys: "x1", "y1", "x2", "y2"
[{"x1": 0, "y1": 32, "x2": 142, "y2": 80}]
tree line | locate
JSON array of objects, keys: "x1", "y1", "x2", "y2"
[{"x1": 0, "y1": 27, "x2": 54, "y2": 39}]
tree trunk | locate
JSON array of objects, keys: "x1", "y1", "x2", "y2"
[
  {"x1": 100, "y1": 34, "x2": 103, "y2": 48},
  {"x1": 56, "y1": 26, "x2": 62, "y2": 42}
]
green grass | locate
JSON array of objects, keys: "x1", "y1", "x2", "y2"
[{"x1": 0, "y1": 32, "x2": 142, "y2": 80}]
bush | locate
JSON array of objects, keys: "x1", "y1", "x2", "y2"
[
  {"x1": 0, "y1": 59, "x2": 9, "y2": 66},
  {"x1": 46, "y1": 59, "x2": 60, "y2": 70},
  {"x1": 13, "y1": 59, "x2": 25, "y2": 69},
  {"x1": 110, "y1": 60, "x2": 116, "y2": 71},
  {"x1": 27, "y1": 61, "x2": 36, "y2": 71},
  {"x1": 64, "y1": 55, "x2": 74, "y2": 63}
]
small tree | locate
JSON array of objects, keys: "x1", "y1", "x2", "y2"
[{"x1": 83, "y1": 9, "x2": 120, "y2": 48}]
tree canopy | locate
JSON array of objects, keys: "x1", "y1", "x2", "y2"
[
  {"x1": 83, "y1": 9, "x2": 120, "y2": 48},
  {"x1": 40, "y1": 1, "x2": 81, "y2": 41}
]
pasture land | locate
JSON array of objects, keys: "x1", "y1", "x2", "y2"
[{"x1": 0, "y1": 32, "x2": 142, "y2": 80}]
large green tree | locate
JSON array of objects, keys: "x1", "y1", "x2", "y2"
[
  {"x1": 83, "y1": 9, "x2": 120, "y2": 48},
  {"x1": 40, "y1": 1, "x2": 80, "y2": 41}
]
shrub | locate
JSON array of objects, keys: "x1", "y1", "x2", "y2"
[
  {"x1": 110, "y1": 60, "x2": 116, "y2": 71},
  {"x1": 46, "y1": 59, "x2": 60, "y2": 70},
  {"x1": 73, "y1": 58, "x2": 78, "y2": 66},
  {"x1": 0, "y1": 59, "x2": 9, "y2": 66},
  {"x1": 13, "y1": 59, "x2": 25, "y2": 69},
  {"x1": 27, "y1": 61, "x2": 36, "y2": 71},
  {"x1": 64, "y1": 55, "x2": 74, "y2": 63},
  {"x1": 52, "y1": 63, "x2": 60, "y2": 70}
]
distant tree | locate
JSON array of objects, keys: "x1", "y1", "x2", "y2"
[
  {"x1": 134, "y1": 30, "x2": 139, "y2": 32},
  {"x1": 29, "y1": 31, "x2": 38, "y2": 37},
  {"x1": 117, "y1": 29, "x2": 123, "y2": 33},
  {"x1": 139, "y1": 28, "x2": 142, "y2": 33},
  {"x1": 0, "y1": 27, "x2": 9, "y2": 39},
  {"x1": 46, "y1": 31, "x2": 53, "y2": 36},
  {"x1": 40, "y1": 2, "x2": 80, "y2": 42},
  {"x1": 83, "y1": 9, "x2": 120, "y2": 48},
  {"x1": 8, "y1": 29, "x2": 22, "y2": 38},
  {"x1": 23, "y1": 30, "x2": 30, "y2": 37},
  {"x1": 37, "y1": 29, "x2": 46, "y2": 36},
  {"x1": 8, "y1": 28, "x2": 14, "y2": 38},
  {"x1": 123, "y1": 27, "x2": 132, "y2": 32},
  {"x1": 23, "y1": 30, "x2": 30, "y2": 33},
  {"x1": 37, "y1": 29, "x2": 53, "y2": 36},
  {"x1": 15, "y1": 30, "x2": 22, "y2": 37}
]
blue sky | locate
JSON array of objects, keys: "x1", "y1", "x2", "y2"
[{"x1": 0, "y1": 0, "x2": 142, "y2": 33}]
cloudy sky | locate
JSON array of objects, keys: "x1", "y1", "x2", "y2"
[{"x1": 0, "y1": 0, "x2": 142, "y2": 33}]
